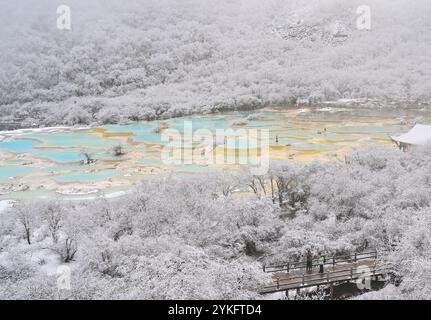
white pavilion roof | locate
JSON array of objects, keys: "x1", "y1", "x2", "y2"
[{"x1": 391, "y1": 124, "x2": 431, "y2": 145}]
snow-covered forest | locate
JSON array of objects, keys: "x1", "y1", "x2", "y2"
[
  {"x1": 1, "y1": 0, "x2": 431, "y2": 127},
  {"x1": 2, "y1": 146, "x2": 431, "y2": 299},
  {"x1": 2, "y1": 0, "x2": 431, "y2": 301}
]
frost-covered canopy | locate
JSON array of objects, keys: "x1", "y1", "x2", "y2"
[{"x1": 1, "y1": 0, "x2": 431, "y2": 126}]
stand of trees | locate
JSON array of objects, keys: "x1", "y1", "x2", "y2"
[
  {"x1": 2, "y1": 145, "x2": 431, "y2": 299},
  {"x1": 1, "y1": 0, "x2": 431, "y2": 127}
]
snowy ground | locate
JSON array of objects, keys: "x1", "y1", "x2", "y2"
[{"x1": 0, "y1": 200, "x2": 14, "y2": 213}]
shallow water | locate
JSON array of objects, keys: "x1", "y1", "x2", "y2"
[
  {"x1": 0, "y1": 139, "x2": 39, "y2": 153},
  {"x1": 1, "y1": 106, "x2": 430, "y2": 200},
  {"x1": 0, "y1": 166, "x2": 35, "y2": 182}
]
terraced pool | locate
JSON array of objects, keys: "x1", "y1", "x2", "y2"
[{"x1": 1, "y1": 106, "x2": 428, "y2": 200}]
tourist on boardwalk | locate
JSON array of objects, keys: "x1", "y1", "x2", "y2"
[
  {"x1": 318, "y1": 254, "x2": 325, "y2": 274},
  {"x1": 306, "y1": 249, "x2": 313, "y2": 272}
]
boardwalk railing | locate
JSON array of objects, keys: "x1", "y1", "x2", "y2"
[
  {"x1": 260, "y1": 262, "x2": 392, "y2": 294},
  {"x1": 263, "y1": 249, "x2": 385, "y2": 273}
]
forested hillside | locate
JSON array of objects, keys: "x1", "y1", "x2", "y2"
[{"x1": 1, "y1": 0, "x2": 431, "y2": 126}]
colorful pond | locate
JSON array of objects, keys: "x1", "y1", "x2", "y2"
[{"x1": 0, "y1": 106, "x2": 428, "y2": 200}]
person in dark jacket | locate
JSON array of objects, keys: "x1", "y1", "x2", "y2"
[{"x1": 306, "y1": 249, "x2": 313, "y2": 272}]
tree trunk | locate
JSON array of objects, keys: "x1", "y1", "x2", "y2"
[{"x1": 25, "y1": 228, "x2": 31, "y2": 245}]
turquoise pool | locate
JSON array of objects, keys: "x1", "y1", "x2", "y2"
[
  {"x1": 1, "y1": 106, "x2": 430, "y2": 200},
  {"x1": 0, "y1": 167, "x2": 35, "y2": 183}
]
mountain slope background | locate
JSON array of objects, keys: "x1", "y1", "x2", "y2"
[{"x1": 1, "y1": 0, "x2": 431, "y2": 126}]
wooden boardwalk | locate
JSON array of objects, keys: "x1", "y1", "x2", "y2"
[{"x1": 259, "y1": 250, "x2": 391, "y2": 295}]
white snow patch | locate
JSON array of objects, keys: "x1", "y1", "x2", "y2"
[
  {"x1": 316, "y1": 107, "x2": 351, "y2": 113},
  {"x1": 56, "y1": 188, "x2": 99, "y2": 196},
  {"x1": 0, "y1": 200, "x2": 15, "y2": 213},
  {"x1": 261, "y1": 292, "x2": 286, "y2": 300},
  {"x1": 30, "y1": 249, "x2": 62, "y2": 276},
  {"x1": 0, "y1": 126, "x2": 90, "y2": 137}
]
